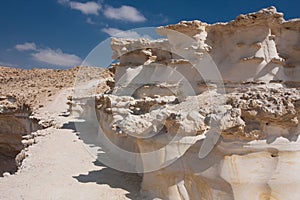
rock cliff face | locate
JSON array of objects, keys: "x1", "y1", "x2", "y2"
[
  {"x1": 73, "y1": 7, "x2": 300, "y2": 200},
  {"x1": 0, "y1": 67, "x2": 78, "y2": 176},
  {"x1": 0, "y1": 106, "x2": 40, "y2": 176}
]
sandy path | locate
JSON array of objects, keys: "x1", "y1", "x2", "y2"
[{"x1": 0, "y1": 89, "x2": 141, "y2": 200}]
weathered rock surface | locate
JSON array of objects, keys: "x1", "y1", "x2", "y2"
[
  {"x1": 72, "y1": 7, "x2": 300, "y2": 200},
  {"x1": 0, "y1": 88, "x2": 141, "y2": 200},
  {"x1": 0, "y1": 66, "x2": 81, "y2": 176}
]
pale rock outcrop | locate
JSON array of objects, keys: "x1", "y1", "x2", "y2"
[
  {"x1": 72, "y1": 7, "x2": 300, "y2": 200},
  {"x1": 0, "y1": 66, "x2": 80, "y2": 176},
  {"x1": 0, "y1": 103, "x2": 41, "y2": 176}
]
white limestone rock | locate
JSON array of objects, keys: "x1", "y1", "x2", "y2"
[{"x1": 84, "y1": 6, "x2": 300, "y2": 200}]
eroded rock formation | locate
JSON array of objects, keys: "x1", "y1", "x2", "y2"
[
  {"x1": 70, "y1": 7, "x2": 300, "y2": 200},
  {"x1": 0, "y1": 67, "x2": 79, "y2": 176}
]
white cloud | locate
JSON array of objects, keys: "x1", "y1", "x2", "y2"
[
  {"x1": 101, "y1": 28, "x2": 152, "y2": 39},
  {"x1": 58, "y1": 0, "x2": 101, "y2": 15},
  {"x1": 14, "y1": 42, "x2": 82, "y2": 67},
  {"x1": 102, "y1": 28, "x2": 141, "y2": 38},
  {"x1": 15, "y1": 42, "x2": 37, "y2": 51},
  {"x1": 103, "y1": 5, "x2": 146, "y2": 22},
  {"x1": 32, "y1": 49, "x2": 82, "y2": 66},
  {"x1": 58, "y1": 1, "x2": 146, "y2": 22},
  {"x1": 69, "y1": 1, "x2": 101, "y2": 15}
]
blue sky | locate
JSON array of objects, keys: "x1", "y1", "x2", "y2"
[{"x1": 0, "y1": 0, "x2": 299, "y2": 69}]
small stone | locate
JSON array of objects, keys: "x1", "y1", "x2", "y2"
[{"x1": 3, "y1": 172, "x2": 10, "y2": 177}]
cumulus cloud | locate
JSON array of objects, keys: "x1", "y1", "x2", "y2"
[
  {"x1": 103, "y1": 5, "x2": 146, "y2": 22},
  {"x1": 58, "y1": 0, "x2": 101, "y2": 15},
  {"x1": 32, "y1": 49, "x2": 82, "y2": 66},
  {"x1": 15, "y1": 42, "x2": 37, "y2": 51},
  {"x1": 69, "y1": 1, "x2": 101, "y2": 15},
  {"x1": 58, "y1": 1, "x2": 146, "y2": 22}
]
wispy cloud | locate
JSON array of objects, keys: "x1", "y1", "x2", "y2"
[
  {"x1": 32, "y1": 49, "x2": 82, "y2": 66},
  {"x1": 103, "y1": 5, "x2": 146, "y2": 22},
  {"x1": 15, "y1": 42, "x2": 37, "y2": 51},
  {"x1": 86, "y1": 17, "x2": 96, "y2": 24},
  {"x1": 58, "y1": 0, "x2": 101, "y2": 15},
  {"x1": 14, "y1": 42, "x2": 82, "y2": 67},
  {"x1": 102, "y1": 28, "x2": 140, "y2": 38},
  {"x1": 101, "y1": 28, "x2": 152, "y2": 39}
]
